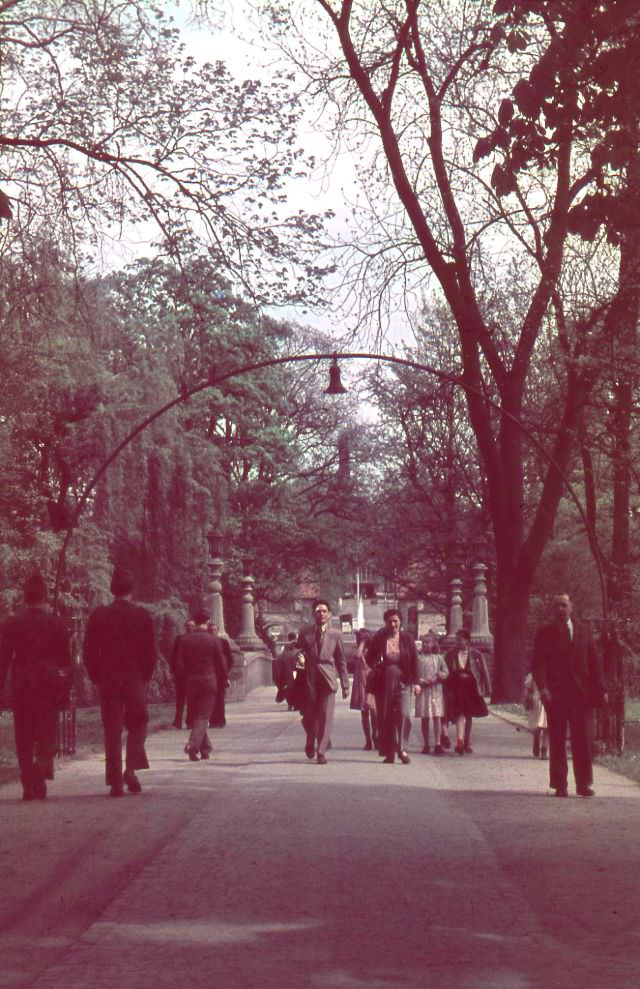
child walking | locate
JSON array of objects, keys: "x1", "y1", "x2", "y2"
[
  {"x1": 415, "y1": 632, "x2": 449, "y2": 754},
  {"x1": 523, "y1": 671, "x2": 548, "y2": 759}
]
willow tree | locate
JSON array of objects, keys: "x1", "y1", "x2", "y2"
[
  {"x1": 261, "y1": 0, "x2": 639, "y2": 698},
  {"x1": 0, "y1": 0, "x2": 332, "y2": 305}
]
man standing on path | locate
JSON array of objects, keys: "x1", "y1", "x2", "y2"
[
  {"x1": 170, "y1": 618, "x2": 195, "y2": 729},
  {"x1": 532, "y1": 592, "x2": 606, "y2": 798},
  {"x1": 296, "y1": 599, "x2": 349, "y2": 765},
  {"x1": 83, "y1": 566, "x2": 157, "y2": 797},
  {"x1": 0, "y1": 574, "x2": 71, "y2": 801}
]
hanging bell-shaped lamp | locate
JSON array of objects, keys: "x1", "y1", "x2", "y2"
[{"x1": 324, "y1": 355, "x2": 347, "y2": 395}]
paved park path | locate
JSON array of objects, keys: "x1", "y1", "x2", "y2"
[{"x1": 1, "y1": 688, "x2": 638, "y2": 989}]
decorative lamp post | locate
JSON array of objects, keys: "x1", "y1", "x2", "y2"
[
  {"x1": 206, "y1": 528, "x2": 226, "y2": 634},
  {"x1": 236, "y1": 572, "x2": 263, "y2": 651},
  {"x1": 449, "y1": 577, "x2": 463, "y2": 636},
  {"x1": 471, "y1": 562, "x2": 493, "y2": 643}
]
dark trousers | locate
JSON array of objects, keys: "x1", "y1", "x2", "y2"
[
  {"x1": 302, "y1": 676, "x2": 336, "y2": 756},
  {"x1": 99, "y1": 679, "x2": 149, "y2": 786},
  {"x1": 547, "y1": 689, "x2": 594, "y2": 791},
  {"x1": 13, "y1": 692, "x2": 58, "y2": 786},
  {"x1": 186, "y1": 677, "x2": 217, "y2": 756},
  {"x1": 173, "y1": 673, "x2": 187, "y2": 727},
  {"x1": 378, "y1": 667, "x2": 411, "y2": 759}
]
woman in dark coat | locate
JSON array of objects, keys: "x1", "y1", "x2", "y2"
[
  {"x1": 367, "y1": 609, "x2": 420, "y2": 764},
  {"x1": 444, "y1": 627, "x2": 491, "y2": 755}
]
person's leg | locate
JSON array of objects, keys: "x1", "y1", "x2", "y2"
[
  {"x1": 100, "y1": 688, "x2": 125, "y2": 791},
  {"x1": 440, "y1": 721, "x2": 451, "y2": 748},
  {"x1": 398, "y1": 685, "x2": 411, "y2": 757},
  {"x1": 421, "y1": 717, "x2": 430, "y2": 752},
  {"x1": 187, "y1": 714, "x2": 209, "y2": 756},
  {"x1": 361, "y1": 711, "x2": 373, "y2": 749},
  {"x1": 547, "y1": 696, "x2": 569, "y2": 794},
  {"x1": 540, "y1": 728, "x2": 548, "y2": 759},
  {"x1": 433, "y1": 716, "x2": 443, "y2": 752},
  {"x1": 13, "y1": 696, "x2": 37, "y2": 797},
  {"x1": 186, "y1": 684, "x2": 209, "y2": 757},
  {"x1": 34, "y1": 698, "x2": 59, "y2": 783},
  {"x1": 533, "y1": 728, "x2": 541, "y2": 757},
  {"x1": 464, "y1": 716, "x2": 473, "y2": 752},
  {"x1": 568, "y1": 702, "x2": 594, "y2": 793},
  {"x1": 455, "y1": 714, "x2": 465, "y2": 753},
  {"x1": 173, "y1": 674, "x2": 187, "y2": 728},
  {"x1": 370, "y1": 709, "x2": 379, "y2": 748},
  {"x1": 316, "y1": 686, "x2": 335, "y2": 759},
  {"x1": 122, "y1": 680, "x2": 149, "y2": 774},
  {"x1": 301, "y1": 688, "x2": 317, "y2": 758}
]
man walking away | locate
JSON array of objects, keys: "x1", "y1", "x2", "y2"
[
  {"x1": 170, "y1": 619, "x2": 195, "y2": 728},
  {"x1": 0, "y1": 574, "x2": 71, "y2": 800},
  {"x1": 83, "y1": 566, "x2": 157, "y2": 797}
]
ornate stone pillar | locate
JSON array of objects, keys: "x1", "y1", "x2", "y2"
[
  {"x1": 449, "y1": 577, "x2": 463, "y2": 636},
  {"x1": 206, "y1": 529, "x2": 226, "y2": 634},
  {"x1": 236, "y1": 574, "x2": 263, "y2": 650},
  {"x1": 471, "y1": 562, "x2": 492, "y2": 640}
]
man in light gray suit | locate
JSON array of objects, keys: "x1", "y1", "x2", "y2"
[{"x1": 296, "y1": 599, "x2": 349, "y2": 765}]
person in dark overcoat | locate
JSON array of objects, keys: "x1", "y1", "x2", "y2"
[
  {"x1": 177, "y1": 611, "x2": 226, "y2": 760},
  {"x1": 533, "y1": 592, "x2": 606, "y2": 798},
  {"x1": 295, "y1": 599, "x2": 349, "y2": 765},
  {"x1": 83, "y1": 566, "x2": 157, "y2": 797},
  {"x1": 169, "y1": 619, "x2": 195, "y2": 728},
  {"x1": 367, "y1": 608, "x2": 420, "y2": 764},
  {"x1": 207, "y1": 621, "x2": 233, "y2": 728},
  {"x1": 0, "y1": 574, "x2": 72, "y2": 800}
]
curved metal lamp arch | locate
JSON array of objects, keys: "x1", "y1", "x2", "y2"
[{"x1": 54, "y1": 350, "x2": 608, "y2": 618}]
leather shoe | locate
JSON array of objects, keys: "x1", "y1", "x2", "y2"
[
  {"x1": 317, "y1": 754, "x2": 327, "y2": 765},
  {"x1": 305, "y1": 741, "x2": 315, "y2": 760},
  {"x1": 554, "y1": 786, "x2": 568, "y2": 798},
  {"x1": 399, "y1": 751, "x2": 411, "y2": 765},
  {"x1": 577, "y1": 786, "x2": 595, "y2": 797},
  {"x1": 383, "y1": 756, "x2": 395, "y2": 764},
  {"x1": 123, "y1": 769, "x2": 142, "y2": 794},
  {"x1": 22, "y1": 786, "x2": 35, "y2": 801},
  {"x1": 110, "y1": 782, "x2": 125, "y2": 797}
]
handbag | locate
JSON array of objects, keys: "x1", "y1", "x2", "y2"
[{"x1": 365, "y1": 663, "x2": 384, "y2": 694}]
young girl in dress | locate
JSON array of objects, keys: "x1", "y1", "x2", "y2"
[
  {"x1": 523, "y1": 671, "x2": 548, "y2": 759},
  {"x1": 415, "y1": 632, "x2": 449, "y2": 754},
  {"x1": 350, "y1": 628, "x2": 377, "y2": 749}
]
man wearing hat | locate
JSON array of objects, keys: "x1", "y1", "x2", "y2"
[
  {"x1": 83, "y1": 566, "x2": 157, "y2": 797},
  {"x1": 0, "y1": 573, "x2": 71, "y2": 800}
]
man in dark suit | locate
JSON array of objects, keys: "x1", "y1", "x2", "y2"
[
  {"x1": 207, "y1": 621, "x2": 233, "y2": 728},
  {"x1": 178, "y1": 611, "x2": 227, "y2": 759},
  {"x1": 296, "y1": 599, "x2": 349, "y2": 765},
  {"x1": 533, "y1": 593, "x2": 606, "y2": 798},
  {"x1": 169, "y1": 619, "x2": 195, "y2": 728},
  {"x1": 0, "y1": 574, "x2": 71, "y2": 800},
  {"x1": 83, "y1": 566, "x2": 157, "y2": 797}
]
